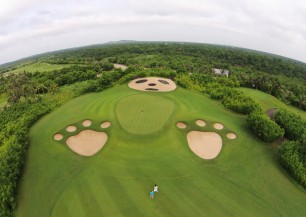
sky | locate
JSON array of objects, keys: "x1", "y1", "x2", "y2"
[{"x1": 0, "y1": 0, "x2": 306, "y2": 64}]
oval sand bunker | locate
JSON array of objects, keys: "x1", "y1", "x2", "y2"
[
  {"x1": 66, "y1": 125, "x2": 77, "y2": 132},
  {"x1": 176, "y1": 122, "x2": 187, "y2": 129},
  {"x1": 196, "y1": 119, "x2": 206, "y2": 127},
  {"x1": 213, "y1": 123, "x2": 224, "y2": 130},
  {"x1": 101, "y1": 122, "x2": 111, "y2": 128},
  {"x1": 82, "y1": 120, "x2": 92, "y2": 127},
  {"x1": 53, "y1": 134, "x2": 63, "y2": 141},
  {"x1": 226, "y1": 133, "x2": 237, "y2": 139},
  {"x1": 187, "y1": 131, "x2": 222, "y2": 160},
  {"x1": 66, "y1": 130, "x2": 108, "y2": 156}
]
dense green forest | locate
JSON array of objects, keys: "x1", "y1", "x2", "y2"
[{"x1": 0, "y1": 42, "x2": 305, "y2": 216}]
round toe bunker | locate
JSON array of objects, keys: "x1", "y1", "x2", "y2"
[
  {"x1": 82, "y1": 120, "x2": 92, "y2": 127},
  {"x1": 176, "y1": 122, "x2": 187, "y2": 129},
  {"x1": 196, "y1": 119, "x2": 206, "y2": 127},
  {"x1": 66, "y1": 125, "x2": 77, "y2": 132},
  {"x1": 53, "y1": 133, "x2": 63, "y2": 141},
  {"x1": 226, "y1": 133, "x2": 237, "y2": 139},
  {"x1": 101, "y1": 121, "x2": 111, "y2": 129},
  {"x1": 213, "y1": 123, "x2": 224, "y2": 130}
]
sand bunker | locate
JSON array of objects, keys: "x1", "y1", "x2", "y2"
[
  {"x1": 176, "y1": 122, "x2": 187, "y2": 129},
  {"x1": 53, "y1": 134, "x2": 63, "y2": 141},
  {"x1": 82, "y1": 120, "x2": 92, "y2": 127},
  {"x1": 101, "y1": 121, "x2": 111, "y2": 128},
  {"x1": 114, "y1": 63, "x2": 128, "y2": 70},
  {"x1": 226, "y1": 133, "x2": 237, "y2": 139},
  {"x1": 128, "y1": 77, "x2": 176, "y2": 92},
  {"x1": 187, "y1": 131, "x2": 222, "y2": 160},
  {"x1": 196, "y1": 120, "x2": 206, "y2": 127},
  {"x1": 213, "y1": 123, "x2": 224, "y2": 130},
  {"x1": 66, "y1": 130, "x2": 108, "y2": 156},
  {"x1": 66, "y1": 125, "x2": 77, "y2": 132}
]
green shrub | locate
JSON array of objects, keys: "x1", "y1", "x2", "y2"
[
  {"x1": 279, "y1": 141, "x2": 306, "y2": 188},
  {"x1": 247, "y1": 112, "x2": 284, "y2": 142},
  {"x1": 274, "y1": 109, "x2": 306, "y2": 141}
]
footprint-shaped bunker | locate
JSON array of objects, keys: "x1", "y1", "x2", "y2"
[
  {"x1": 66, "y1": 130, "x2": 108, "y2": 157},
  {"x1": 54, "y1": 120, "x2": 111, "y2": 156},
  {"x1": 187, "y1": 131, "x2": 222, "y2": 160},
  {"x1": 177, "y1": 120, "x2": 236, "y2": 160}
]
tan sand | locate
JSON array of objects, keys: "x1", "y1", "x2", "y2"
[
  {"x1": 176, "y1": 122, "x2": 187, "y2": 129},
  {"x1": 213, "y1": 123, "x2": 224, "y2": 130},
  {"x1": 196, "y1": 119, "x2": 206, "y2": 127},
  {"x1": 66, "y1": 125, "x2": 77, "y2": 132},
  {"x1": 82, "y1": 120, "x2": 92, "y2": 127},
  {"x1": 114, "y1": 63, "x2": 128, "y2": 70},
  {"x1": 128, "y1": 77, "x2": 176, "y2": 92},
  {"x1": 101, "y1": 121, "x2": 111, "y2": 128},
  {"x1": 187, "y1": 131, "x2": 222, "y2": 160},
  {"x1": 226, "y1": 133, "x2": 237, "y2": 139},
  {"x1": 66, "y1": 130, "x2": 108, "y2": 156},
  {"x1": 54, "y1": 133, "x2": 63, "y2": 141}
]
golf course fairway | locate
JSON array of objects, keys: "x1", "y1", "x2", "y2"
[{"x1": 15, "y1": 84, "x2": 306, "y2": 217}]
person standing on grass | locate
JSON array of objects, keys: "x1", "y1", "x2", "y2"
[
  {"x1": 150, "y1": 190, "x2": 154, "y2": 199},
  {"x1": 154, "y1": 184, "x2": 158, "y2": 193}
]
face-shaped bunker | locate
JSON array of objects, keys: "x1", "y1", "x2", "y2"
[
  {"x1": 128, "y1": 77, "x2": 176, "y2": 92},
  {"x1": 187, "y1": 131, "x2": 222, "y2": 160}
]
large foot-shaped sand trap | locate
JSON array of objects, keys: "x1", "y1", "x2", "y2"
[
  {"x1": 66, "y1": 130, "x2": 108, "y2": 156},
  {"x1": 178, "y1": 119, "x2": 237, "y2": 159},
  {"x1": 128, "y1": 77, "x2": 176, "y2": 92},
  {"x1": 187, "y1": 131, "x2": 222, "y2": 160},
  {"x1": 54, "y1": 119, "x2": 111, "y2": 156}
]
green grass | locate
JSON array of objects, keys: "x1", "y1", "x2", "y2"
[
  {"x1": 237, "y1": 87, "x2": 306, "y2": 120},
  {"x1": 15, "y1": 85, "x2": 306, "y2": 217},
  {"x1": 0, "y1": 93, "x2": 8, "y2": 109},
  {"x1": 6, "y1": 62, "x2": 71, "y2": 74},
  {"x1": 116, "y1": 94, "x2": 175, "y2": 135}
]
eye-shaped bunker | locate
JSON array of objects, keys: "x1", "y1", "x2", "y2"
[{"x1": 128, "y1": 77, "x2": 177, "y2": 92}]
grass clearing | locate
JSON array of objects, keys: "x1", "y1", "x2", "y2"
[
  {"x1": 15, "y1": 85, "x2": 306, "y2": 217},
  {"x1": 6, "y1": 62, "x2": 71, "y2": 74},
  {"x1": 0, "y1": 93, "x2": 8, "y2": 109},
  {"x1": 237, "y1": 87, "x2": 306, "y2": 120}
]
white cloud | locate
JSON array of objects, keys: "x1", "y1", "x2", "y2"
[{"x1": 0, "y1": 0, "x2": 306, "y2": 64}]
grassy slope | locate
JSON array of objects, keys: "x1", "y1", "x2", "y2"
[
  {"x1": 15, "y1": 85, "x2": 306, "y2": 217},
  {"x1": 0, "y1": 93, "x2": 8, "y2": 108},
  {"x1": 6, "y1": 62, "x2": 71, "y2": 74},
  {"x1": 237, "y1": 87, "x2": 306, "y2": 120}
]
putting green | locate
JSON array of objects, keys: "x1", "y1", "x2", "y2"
[
  {"x1": 116, "y1": 94, "x2": 175, "y2": 135},
  {"x1": 15, "y1": 84, "x2": 306, "y2": 217}
]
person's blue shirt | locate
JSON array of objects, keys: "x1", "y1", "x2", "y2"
[{"x1": 150, "y1": 191, "x2": 154, "y2": 196}]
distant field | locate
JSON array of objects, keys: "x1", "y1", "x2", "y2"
[
  {"x1": 6, "y1": 62, "x2": 71, "y2": 74},
  {"x1": 0, "y1": 93, "x2": 8, "y2": 108},
  {"x1": 15, "y1": 85, "x2": 306, "y2": 217},
  {"x1": 237, "y1": 87, "x2": 306, "y2": 120}
]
